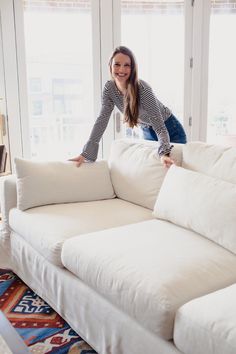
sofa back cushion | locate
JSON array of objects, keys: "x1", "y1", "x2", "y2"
[
  {"x1": 15, "y1": 158, "x2": 115, "y2": 211},
  {"x1": 109, "y1": 139, "x2": 183, "y2": 210},
  {"x1": 153, "y1": 165, "x2": 236, "y2": 254},
  {"x1": 183, "y1": 141, "x2": 236, "y2": 183}
]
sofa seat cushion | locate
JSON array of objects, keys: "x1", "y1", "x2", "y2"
[
  {"x1": 9, "y1": 199, "x2": 153, "y2": 267},
  {"x1": 174, "y1": 284, "x2": 236, "y2": 354},
  {"x1": 61, "y1": 219, "x2": 236, "y2": 340}
]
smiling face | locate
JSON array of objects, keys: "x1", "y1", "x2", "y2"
[{"x1": 111, "y1": 53, "x2": 131, "y2": 89}]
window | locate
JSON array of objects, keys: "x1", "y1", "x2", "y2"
[
  {"x1": 23, "y1": 0, "x2": 95, "y2": 160},
  {"x1": 207, "y1": 0, "x2": 236, "y2": 147},
  {"x1": 6, "y1": 0, "x2": 236, "y2": 165},
  {"x1": 121, "y1": 0, "x2": 185, "y2": 124}
]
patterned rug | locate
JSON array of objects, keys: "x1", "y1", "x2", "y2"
[{"x1": 0, "y1": 269, "x2": 97, "y2": 353}]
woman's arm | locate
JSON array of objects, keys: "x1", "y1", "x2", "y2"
[
  {"x1": 69, "y1": 82, "x2": 115, "y2": 165},
  {"x1": 140, "y1": 83, "x2": 173, "y2": 158}
]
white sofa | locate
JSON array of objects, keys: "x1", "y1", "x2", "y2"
[{"x1": 0, "y1": 138, "x2": 236, "y2": 354}]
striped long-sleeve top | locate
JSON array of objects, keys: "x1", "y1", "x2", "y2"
[{"x1": 81, "y1": 79, "x2": 173, "y2": 161}]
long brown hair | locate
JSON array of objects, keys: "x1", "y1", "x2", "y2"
[{"x1": 109, "y1": 46, "x2": 139, "y2": 128}]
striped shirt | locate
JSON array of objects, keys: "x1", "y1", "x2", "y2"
[{"x1": 82, "y1": 79, "x2": 173, "y2": 161}]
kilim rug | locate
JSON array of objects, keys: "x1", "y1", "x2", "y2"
[{"x1": 0, "y1": 269, "x2": 97, "y2": 353}]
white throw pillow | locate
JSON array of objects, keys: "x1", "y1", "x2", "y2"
[
  {"x1": 153, "y1": 165, "x2": 236, "y2": 254},
  {"x1": 15, "y1": 158, "x2": 115, "y2": 211},
  {"x1": 109, "y1": 139, "x2": 183, "y2": 210}
]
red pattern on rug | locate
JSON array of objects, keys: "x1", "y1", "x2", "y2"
[
  {"x1": 0, "y1": 277, "x2": 64, "y2": 328},
  {"x1": 0, "y1": 269, "x2": 97, "y2": 353}
]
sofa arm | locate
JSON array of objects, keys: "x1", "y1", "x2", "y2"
[
  {"x1": 174, "y1": 284, "x2": 236, "y2": 354},
  {"x1": 0, "y1": 174, "x2": 17, "y2": 240}
]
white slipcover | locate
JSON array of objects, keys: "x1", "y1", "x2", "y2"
[
  {"x1": 10, "y1": 232, "x2": 182, "y2": 354},
  {"x1": 9, "y1": 198, "x2": 153, "y2": 267},
  {"x1": 61, "y1": 219, "x2": 236, "y2": 340}
]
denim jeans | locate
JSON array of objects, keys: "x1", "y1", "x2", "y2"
[{"x1": 141, "y1": 114, "x2": 187, "y2": 144}]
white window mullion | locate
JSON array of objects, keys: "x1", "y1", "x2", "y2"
[
  {"x1": 112, "y1": 0, "x2": 123, "y2": 140},
  {"x1": 100, "y1": 0, "x2": 116, "y2": 159},
  {"x1": 91, "y1": 0, "x2": 102, "y2": 159},
  {"x1": 112, "y1": 0, "x2": 121, "y2": 49},
  {"x1": 14, "y1": 0, "x2": 31, "y2": 159},
  {"x1": 199, "y1": 0, "x2": 210, "y2": 142},
  {"x1": 191, "y1": 0, "x2": 210, "y2": 141},
  {"x1": 0, "y1": 0, "x2": 23, "y2": 169},
  {"x1": 183, "y1": 0, "x2": 194, "y2": 141}
]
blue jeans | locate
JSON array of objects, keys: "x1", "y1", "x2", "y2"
[{"x1": 141, "y1": 114, "x2": 187, "y2": 144}]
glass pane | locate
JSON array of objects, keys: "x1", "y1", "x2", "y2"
[
  {"x1": 121, "y1": 0, "x2": 184, "y2": 138},
  {"x1": 207, "y1": 0, "x2": 236, "y2": 147},
  {"x1": 23, "y1": 0, "x2": 94, "y2": 160}
]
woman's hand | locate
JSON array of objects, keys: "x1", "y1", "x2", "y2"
[
  {"x1": 160, "y1": 155, "x2": 175, "y2": 168},
  {"x1": 68, "y1": 155, "x2": 86, "y2": 167}
]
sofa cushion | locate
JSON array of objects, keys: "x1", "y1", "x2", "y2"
[
  {"x1": 109, "y1": 139, "x2": 183, "y2": 210},
  {"x1": 14, "y1": 159, "x2": 115, "y2": 211},
  {"x1": 9, "y1": 198, "x2": 153, "y2": 267},
  {"x1": 153, "y1": 165, "x2": 236, "y2": 254},
  {"x1": 182, "y1": 141, "x2": 236, "y2": 183},
  {"x1": 174, "y1": 284, "x2": 236, "y2": 354},
  {"x1": 61, "y1": 219, "x2": 236, "y2": 340}
]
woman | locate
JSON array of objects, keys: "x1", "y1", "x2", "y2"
[{"x1": 70, "y1": 46, "x2": 186, "y2": 168}]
